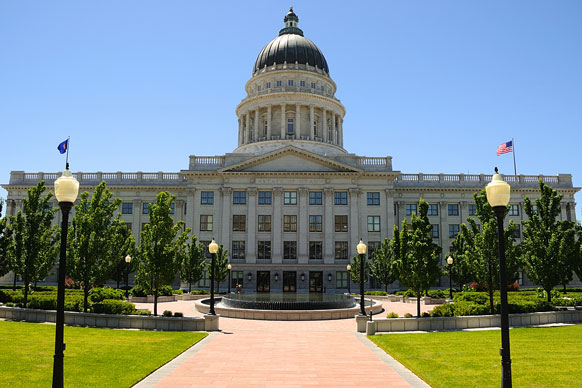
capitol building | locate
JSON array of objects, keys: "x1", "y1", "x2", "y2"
[{"x1": 2, "y1": 8, "x2": 579, "y2": 292}]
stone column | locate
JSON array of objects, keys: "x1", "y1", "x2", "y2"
[
  {"x1": 349, "y1": 189, "x2": 360, "y2": 249},
  {"x1": 339, "y1": 117, "x2": 344, "y2": 147},
  {"x1": 245, "y1": 113, "x2": 250, "y2": 144},
  {"x1": 332, "y1": 112, "x2": 337, "y2": 144},
  {"x1": 298, "y1": 187, "x2": 309, "y2": 263},
  {"x1": 322, "y1": 109, "x2": 327, "y2": 142},
  {"x1": 267, "y1": 105, "x2": 272, "y2": 140},
  {"x1": 395, "y1": 201, "x2": 405, "y2": 228},
  {"x1": 272, "y1": 187, "x2": 283, "y2": 264},
  {"x1": 309, "y1": 105, "x2": 315, "y2": 140},
  {"x1": 459, "y1": 201, "x2": 467, "y2": 223},
  {"x1": 296, "y1": 104, "x2": 301, "y2": 138},
  {"x1": 439, "y1": 201, "x2": 448, "y2": 251},
  {"x1": 246, "y1": 188, "x2": 258, "y2": 263},
  {"x1": 324, "y1": 188, "x2": 334, "y2": 264},
  {"x1": 186, "y1": 190, "x2": 195, "y2": 235},
  {"x1": 385, "y1": 190, "x2": 395, "y2": 239},
  {"x1": 280, "y1": 104, "x2": 286, "y2": 139},
  {"x1": 220, "y1": 188, "x2": 232, "y2": 252},
  {"x1": 133, "y1": 199, "x2": 142, "y2": 243},
  {"x1": 254, "y1": 108, "x2": 259, "y2": 142},
  {"x1": 237, "y1": 118, "x2": 242, "y2": 146}
]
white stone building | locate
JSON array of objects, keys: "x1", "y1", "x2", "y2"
[{"x1": 2, "y1": 8, "x2": 579, "y2": 292}]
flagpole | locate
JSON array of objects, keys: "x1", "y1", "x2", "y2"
[
  {"x1": 65, "y1": 137, "x2": 70, "y2": 170},
  {"x1": 512, "y1": 138, "x2": 517, "y2": 176}
]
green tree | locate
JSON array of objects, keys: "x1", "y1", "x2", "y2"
[
  {"x1": 522, "y1": 181, "x2": 579, "y2": 303},
  {"x1": 369, "y1": 238, "x2": 395, "y2": 292},
  {"x1": 212, "y1": 244, "x2": 229, "y2": 293},
  {"x1": 68, "y1": 181, "x2": 122, "y2": 312},
  {"x1": 7, "y1": 182, "x2": 59, "y2": 307},
  {"x1": 447, "y1": 232, "x2": 474, "y2": 289},
  {"x1": 178, "y1": 235, "x2": 205, "y2": 293},
  {"x1": 391, "y1": 199, "x2": 442, "y2": 317},
  {"x1": 349, "y1": 254, "x2": 370, "y2": 285},
  {"x1": 136, "y1": 192, "x2": 188, "y2": 316},
  {"x1": 0, "y1": 200, "x2": 13, "y2": 278},
  {"x1": 108, "y1": 219, "x2": 136, "y2": 289}
]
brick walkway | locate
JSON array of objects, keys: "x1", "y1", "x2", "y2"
[{"x1": 133, "y1": 300, "x2": 432, "y2": 388}]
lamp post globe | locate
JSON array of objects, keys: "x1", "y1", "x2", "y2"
[
  {"x1": 346, "y1": 264, "x2": 351, "y2": 294},
  {"x1": 356, "y1": 239, "x2": 367, "y2": 316},
  {"x1": 124, "y1": 255, "x2": 132, "y2": 300},
  {"x1": 486, "y1": 168, "x2": 512, "y2": 388},
  {"x1": 52, "y1": 167, "x2": 79, "y2": 388},
  {"x1": 208, "y1": 239, "x2": 219, "y2": 315},
  {"x1": 227, "y1": 264, "x2": 232, "y2": 294},
  {"x1": 447, "y1": 256, "x2": 453, "y2": 299}
]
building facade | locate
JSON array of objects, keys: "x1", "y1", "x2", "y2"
[{"x1": 2, "y1": 8, "x2": 580, "y2": 292}]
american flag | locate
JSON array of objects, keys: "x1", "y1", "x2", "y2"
[{"x1": 496, "y1": 140, "x2": 513, "y2": 156}]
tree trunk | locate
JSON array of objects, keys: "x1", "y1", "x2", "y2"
[
  {"x1": 563, "y1": 284, "x2": 567, "y2": 294},
  {"x1": 416, "y1": 294, "x2": 421, "y2": 317},
  {"x1": 188, "y1": 282, "x2": 192, "y2": 293},
  {"x1": 23, "y1": 274, "x2": 29, "y2": 308},
  {"x1": 546, "y1": 287, "x2": 552, "y2": 304},
  {"x1": 12, "y1": 273, "x2": 17, "y2": 291},
  {"x1": 488, "y1": 287, "x2": 495, "y2": 315},
  {"x1": 116, "y1": 279, "x2": 120, "y2": 289},
  {"x1": 153, "y1": 287, "x2": 158, "y2": 316},
  {"x1": 83, "y1": 283, "x2": 89, "y2": 313},
  {"x1": 385, "y1": 284, "x2": 388, "y2": 293}
]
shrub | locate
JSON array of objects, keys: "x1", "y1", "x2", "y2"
[
  {"x1": 64, "y1": 277, "x2": 81, "y2": 289},
  {"x1": 173, "y1": 312, "x2": 184, "y2": 317},
  {"x1": 387, "y1": 312, "x2": 399, "y2": 318},
  {"x1": 191, "y1": 290, "x2": 209, "y2": 295},
  {"x1": 89, "y1": 288, "x2": 124, "y2": 303},
  {"x1": 132, "y1": 309, "x2": 151, "y2": 316},
  {"x1": 453, "y1": 292, "x2": 488, "y2": 305},
  {"x1": 130, "y1": 285, "x2": 149, "y2": 297},
  {"x1": 452, "y1": 301, "x2": 490, "y2": 316},
  {"x1": 92, "y1": 299, "x2": 135, "y2": 315},
  {"x1": 172, "y1": 289, "x2": 183, "y2": 295},
  {"x1": 430, "y1": 303, "x2": 454, "y2": 317},
  {"x1": 0, "y1": 289, "x2": 22, "y2": 303},
  {"x1": 28, "y1": 295, "x2": 57, "y2": 310},
  {"x1": 403, "y1": 313, "x2": 413, "y2": 318},
  {"x1": 158, "y1": 286, "x2": 173, "y2": 296},
  {"x1": 421, "y1": 312, "x2": 430, "y2": 317},
  {"x1": 365, "y1": 291, "x2": 388, "y2": 296},
  {"x1": 162, "y1": 310, "x2": 173, "y2": 317},
  {"x1": 5, "y1": 302, "x2": 16, "y2": 307},
  {"x1": 427, "y1": 289, "x2": 445, "y2": 299},
  {"x1": 508, "y1": 281, "x2": 520, "y2": 291}
]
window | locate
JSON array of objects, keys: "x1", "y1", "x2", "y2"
[
  {"x1": 125, "y1": 222, "x2": 132, "y2": 230},
  {"x1": 405, "y1": 204, "x2": 417, "y2": 216},
  {"x1": 266, "y1": 82, "x2": 271, "y2": 89},
  {"x1": 287, "y1": 118, "x2": 294, "y2": 134},
  {"x1": 231, "y1": 241, "x2": 245, "y2": 260},
  {"x1": 288, "y1": 79, "x2": 294, "y2": 86},
  {"x1": 283, "y1": 215, "x2": 297, "y2": 232},
  {"x1": 509, "y1": 205, "x2": 519, "y2": 216},
  {"x1": 232, "y1": 215, "x2": 246, "y2": 231},
  {"x1": 201, "y1": 241, "x2": 211, "y2": 258},
  {"x1": 142, "y1": 203, "x2": 150, "y2": 214},
  {"x1": 336, "y1": 271, "x2": 348, "y2": 288},
  {"x1": 309, "y1": 215, "x2": 322, "y2": 232},
  {"x1": 258, "y1": 215, "x2": 271, "y2": 232},
  {"x1": 334, "y1": 191, "x2": 347, "y2": 205},
  {"x1": 368, "y1": 241, "x2": 381, "y2": 259},
  {"x1": 283, "y1": 241, "x2": 297, "y2": 260},
  {"x1": 512, "y1": 224, "x2": 521, "y2": 239},
  {"x1": 233, "y1": 191, "x2": 246, "y2": 205},
  {"x1": 309, "y1": 241, "x2": 323, "y2": 260},
  {"x1": 169, "y1": 203, "x2": 175, "y2": 214},
  {"x1": 276, "y1": 80, "x2": 282, "y2": 87},
  {"x1": 231, "y1": 270, "x2": 244, "y2": 288},
  {"x1": 121, "y1": 202, "x2": 133, "y2": 214},
  {"x1": 449, "y1": 224, "x2": 460, "y2": 238},
  {"x1": 201, "y1": 191, "x2": 214, "y2": 205},
  {"x1": 334, "y1": 215, "x2": 348, "y2": 232},
  {"x1": 184, "y1": 202, "x2": 187, "y2": 214},
  {"x1": 300, "y1": 80, "x2": 305, "y2": 87},
  {"x1": 199, "y1": 271, "x2": 210, "y2": 288},
  {"x1": 428, "y1": 204, "x2": 439, "y2": 216},
  {"x1": 257, "y1": 241, "x2": 271, "y2": 260},
  {"x1": 284, "y1": 191, "x2": 297, "y2": 205},
  {"x1": 468, "y1": 204, "x2": 476, "y2": 217},
  {"x1": 258, "y1": 191, "x2": 272, "y2": 205},
  {"x1": 257, "y1": 85, "x2": 261, "y2": 91},
  {"x1": 432, "y1": 224, "x2": 440, "y2": 238},
  {"x1": 311, "y1": 82, "x2": 316, "y2": 88},
  {"x1": 335, "y1": 241, "x2": 348, "y2": 259},
  {"x1": 368, "y1": 216, "x2": 381, "y2": 232},
  {"x1": 309, "y1": 191, "x2": 322, "y2": 205},
  {"x1": 448, "y1": 204, "x2": 459, "y2": 216},
  {"x1": 367, "y1": 192, "x2": 380, "y2": 206},
  {"x1": 200, "y1": 215, "x2": 213, "y2": 231}
]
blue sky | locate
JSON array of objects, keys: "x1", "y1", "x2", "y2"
[{"x1": 1, "y1": 1, "x2": 581, "y2": 212}]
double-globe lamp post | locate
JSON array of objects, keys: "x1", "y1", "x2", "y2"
[
  {"x1": 53, "y1": 166, "x2": 79, "y2": 388},
  {"x1": 125, "y1": 255, "x2": 132, "y2": 300},
  {"x1": 486, "y1": 168, "x2": 512, "y2": 388},
  {"x1": 346, "y1": 264, "x2": 351, "y2": 294},
  {"x1": 356, "y1": 239, "x2": 367, "y2": 316},
  {"x1": 208, "y1": 239, "x2": 219, "y2": 315},
  {"x1": 227, "y1": 264, "x2": 232, "y2": 294},
  {"x1": 447, "y1": 256, "x2": 454, "y2": 300}
]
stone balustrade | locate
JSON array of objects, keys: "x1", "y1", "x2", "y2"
[
  {"x1": 395, "y1": 173, "x2": 571, "y2": 188},
  {"x1": 10, "y1": 171, "x2": 186, "y2": 186}
]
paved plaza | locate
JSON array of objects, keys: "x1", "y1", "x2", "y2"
[{"x1": 133, "y1": 300, "x2": 432, "y2": 388}]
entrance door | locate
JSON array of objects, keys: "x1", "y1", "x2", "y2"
[
  {"x1": 309, "y1": 271, "x2": 323, "y2": 293},
  {"x1": 257, "y1": 271, "x2": 270, "y2": 292},
  {"x1": 283, "y1": 271, "x2": 296, "y2": 292}
]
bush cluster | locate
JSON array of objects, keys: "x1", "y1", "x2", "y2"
[
  {"x1": 89, "y1": 288, "x2": 124, "y2": 303},
  {"x1": 365, "y1": 291, "x2": 388, "y2": 296},
  {"x1": 386, "y1": 312, "x2": 399, "y2": 318},
  {"x1": 92, "y1": 299, "x2": 136, "y2": 315},
  {"x1": 190, "y1": 290, "x2": 210, "y2": 295}
]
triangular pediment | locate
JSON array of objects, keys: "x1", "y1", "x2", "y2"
[{"x1": 219, "y1": 146, "x2": 361, "y2": 173}]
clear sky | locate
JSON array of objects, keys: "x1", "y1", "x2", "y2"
[{"x1": 1, "y1": 1, "x2": 581, "y2": 212}]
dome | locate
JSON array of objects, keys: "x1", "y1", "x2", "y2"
[{"x1": 253, "y1": 8, "x2": 329, "y2": 75}]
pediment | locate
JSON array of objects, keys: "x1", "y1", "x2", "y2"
[{"x1": 219, "y1": 146, "x2": 361, "y2": 173}]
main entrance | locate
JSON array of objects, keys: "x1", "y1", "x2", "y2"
[
  {"x1": 257, "y1": 271, "x2": 270, "y2": 292},
  {"x1": 309, "y1": 271, "x2": 323, "y2": 293},
  {"x1": 283, "y1": 271, "x2": 296, "y2": 292}
]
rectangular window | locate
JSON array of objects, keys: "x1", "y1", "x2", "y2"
[
  {"x1": 334, "y1": 215, "x2": 348, "y2": 232},
  {"x1": 309, "y1": 215, "x2": 323, "y2": 232},
  {"x1": 284, "y1": 191, "x2": 297, "y2": 205},
  {"x1": 428, "y1": 204, "x2": 439, "y2": 216},
  {"x1": 309, "y1": 191, "x2": 322, "y2": 205},
  {"x1": 231, "y1": 270, "x2": 244, "y2": 288},
  {"x1": 449, "y1": 224, "x2": 460, "y2": 238},
  {"x1": 201, "y1": 191, "x2": 214, "y2": 205},
  {"x1": 258, "y1": 215, "x2": 271, "y2": 232},
  {"x1": 276, "y1": 80, "x2": 282, "y2": 87},
  {"x1": 368, "y1": 216, "x2": 381, "y2": 232},
  {"x1": 367, "y1": 192, "x2": 380, "y2": 206},
  {"x1": 231, "y1": 241, "x2": 246, "y2": 260},
  {"x1": 335, "y1": 241, "x2": 349, "y2": 260},
  {"x1": 300, "y1": 80, "x2": 306, "y2": 87},
  {"x1": 309, "y1": 241, "x2": 323, "y2": 260},
  {"x1": 169, "y1": 203, "x2": 175, "y2": 214},
  {"x1": 287, "y1": 118, "x2": 294, "y2": 134},
  {"x1": 405, "y1": 204, "x2": 417, "y2": 216},
  {"x1": 368, "y1": 241, "x2": 381, "y2": 259},
  {"x1": 121, "y1": 202, "x2": 133, "y2": 214},
  {"x1": 283, "y1": 215, "x2": 297, "y2": 232},
  {"x1": 266, "y1": 82, "x2": 271, "y2": 89},
  {"x1": 512, "y1": 224, "x2": 521, "y2": 239},
  {"x1": 184, "y1": 202, "x2": 187, "y2": 214},
  {"x1": 334, "y1": 191, "x2": 347, "y2": 205},
  {"x1": 311, "y1": 82, "x2": 316, "y2": 88},
  {"x1": 201, "y1": 241, "x2": 211, "y2": 259},
  {"x1": 141, "y1": 222, "x2": 148, "y2": 231},
  {"x1": 283, "y1": 241, "x2": 297, "y2": 260},
  {"x1": 199, "y1": 271, "x2": 210, "y2": 288},
  {"x1": 432, "y1": 224, "x2": 440, "y2": 238},
  {"x1": 258, "y1": 191, "x2": 272, "y2": 205},
  {"x1": 232, "y1": 215, "x2": 246, "y2": 232},
  {"x1": 200, "y1": 215, "x2": 213, "y2": 231},
  {"x1": 336, "y1": 271, "x2": 348, "y2": 288},
  {"x1": 288, "y1": 79, "x2": 294, "y2": 86},
  {"x1": 257, "y1": 241, "x2": 271, "y2": 260},
  {"x1": 257, "y1": 85, "x2": 261, "y2": 91},
  {"x1": 468, "y1": 204, "x2": 476, "y2": 217},
  {"x1": 142, "y1": 203, "x2": 150, "y2": 214},
  {"x1": 509, "y1": 205, "x2": 519, "y2": 216},
  {"x1": 125, "y1": 222, "x2": 132, "y2": 230},
  {"x1": 233, "y1": 191, "x2": 246, "y2": 205},
  {"x1": 448, "y1": 204, "x2": 459, "y2": 216}
]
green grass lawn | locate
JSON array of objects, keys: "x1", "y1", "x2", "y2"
[
  {"x1": 369, "y1": 325, "x2": 582, "y2": 388},
  {"x1": 0, "y1": 321, "x2": 207, "y2": 388}
]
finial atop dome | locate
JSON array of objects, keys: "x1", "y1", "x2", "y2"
[{"x1": 280, "y1": 6, "x2": 303, "y2": 36}]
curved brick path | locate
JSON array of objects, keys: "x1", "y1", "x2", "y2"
[{"x1": 133, "y1": 300, "x2": 433, "y2": 388}]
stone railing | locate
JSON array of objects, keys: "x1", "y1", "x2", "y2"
[
  {"x1": 395, "y1": 173, "x2": 572, "y2": 188},
  {"x1": 10, "y1": 171, "x2": 186, "y2": 186},
  {"x1": 188, "y1": 156, "x2": 225, "y2": 170}
]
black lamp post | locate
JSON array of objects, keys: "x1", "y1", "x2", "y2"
[
  {"x1": 346, "y1": 264, "x2": 351, "y2": 294},
  {"x1": 356, "y1": 239, "x2": 367, "y2": 316},
  {"x1": 447, "y1": 256, "x2": 454, "y2": 300},
  {"x1": 486, "y1": 167, "x2": 512, "y2": 388},
  {"x1": 227, "y1": 264, "x2": 232, "y2": 294},
  {"x1": 208, "y1": 239, "x2": 219, "y2": 315},
  {"x1": 53, "y1": 166, "x2": 79, "y2": 388},
  {"x1": 124, "y1": 255, "x2": 132, "y2": 300}
]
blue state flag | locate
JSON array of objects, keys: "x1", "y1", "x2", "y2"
[{"x1": 57, "y1": 139, "x2": 68, "y2": 154}]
